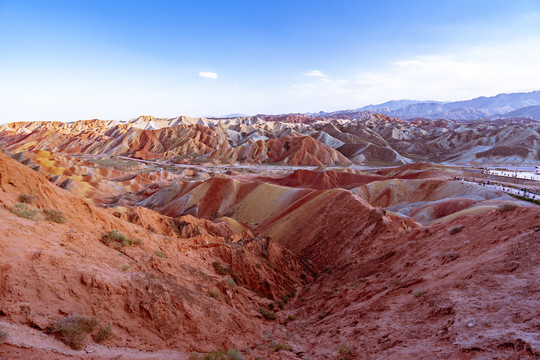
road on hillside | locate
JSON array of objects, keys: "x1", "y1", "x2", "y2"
[
  {"x1": 116, "y1": 156, "x2": 373, "y2": 173},
  {"x1": 458, "y1": 179, "x2": 538, "y2": 201}
]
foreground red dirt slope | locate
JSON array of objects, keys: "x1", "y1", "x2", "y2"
[
  {"x1": 0, "y1": 151, "x2": 314, "y2": 358},
  {"x1": 0, "y1": 148, "x2": 539, "y2": 359},
  {"x1": 137, "y1": 169, "x2": 540, "y2": 359},
  {"x1": 284, "y1": 206, "x2": 540, "y2": 359}
]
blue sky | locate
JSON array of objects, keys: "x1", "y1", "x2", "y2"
[{"x1": 1, "y1": 0, "x2": 540, "y2": 122}]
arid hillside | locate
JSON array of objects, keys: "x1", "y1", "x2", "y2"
[
  {"x1": 1, "y1": 115, "x2": 538, "y2": 166},
  {"x1": 0, "y1": 151, "x2": 315, "y2": 358},
  {"x1": 0, "y1": 116, "x2": 539, "y2": 359}
]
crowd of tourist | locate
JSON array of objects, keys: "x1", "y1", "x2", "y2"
[{"x1": 453, "y1": 176, "x2": 538, "y2": 200}]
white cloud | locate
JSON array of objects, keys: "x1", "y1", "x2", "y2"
[
  {"x1": 199, "y1": 71, "x2": 218, "y2": 79},
  {"x1": 290, "y1": 37, "x2": 540, "y2": 107},
  {"x1": 305, "y1": 70, "x2": 327, "y2": 78},
  {"x1": 355, "y1": 42, "x2": 540, "y2": 101}
]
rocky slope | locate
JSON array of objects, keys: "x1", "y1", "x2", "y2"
[
  {"x1": 0, "y1": 112, "x2": 539, "y2": 359},
  {"x1": 0, "y1": 151, "x2": 316, "y2": 358},
  {"x1": 0, "y1": 120, "x2": 351, "y2": 167},
  {"x1": 1, "y1": 114, "x2": 538, "y2": 166},
  {"x1": 134, "y1": 164, "x2": 539, "y2": 359},
  {"x1": 284, "y1": 205, "x2": 540, "y2": 359},
  {"x1": 1, "y1": 149, "x2": 539, "y2": 359}
]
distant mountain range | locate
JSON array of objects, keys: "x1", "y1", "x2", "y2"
[
  {"x1": 317, "y1": 90, "x2": 540, "y2": 121},
  {"x1": 2, "y1": 113, "x2": 538, "y2": 166}
]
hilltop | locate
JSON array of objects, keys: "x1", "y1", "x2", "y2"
[{"x1": 1, "y1": 114, "x2": 539, "y2": 167}]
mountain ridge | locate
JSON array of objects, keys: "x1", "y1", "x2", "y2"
[
  {"x1": 1, "y1": 113, "x2": 538, "y2": 166},
  {"x1": 353, "y1": 90, "x2": 540, "y2": 120}
]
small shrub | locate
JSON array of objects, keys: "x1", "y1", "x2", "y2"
[
  {"x1": 204, "y1": 350, "x2": 226, "y2": 360},
  {"x1": 225, "y1": 278, "x2": 236, "y2": 287},
  {"x1": 18, "y1": 193, "x2": 36, "y2": 204},
  {"x1": 259, "y1": 307, "x2": 276, "y2": 320},
  {"x1": 156, "y1": 251, "x2": 167, "y2": 258},
  {"x1": 284, "y1": 315, "x2": 296, "y2": 324},
  {"x1": 193, "y1": 348, "x2": 244, "y2": 360},
  {"x1": 268, "y1": 302, "x2": 274, "y2": 310},
  {"x1": 498, "y1": 203, "x2": 517, "y2": 212},
  {"x1": 281, "y1": 293, "x2": 290, "y2": 303},
  {"x1": 444, "y1": 251, "x2": 460, "y2": 262},
  {"x1": 121, "y1": 265, "x2": 130, "y2": 271},
  {"x1": 413, "y1": 289, "x2": 426, "y2": 298},
  {"x1": 263, "y1": 259, "x2": 276, "y2": 270},
  {"x1": 338, "y1": 344, "x2": 352, "y2": 359},
  {"x1": 277, "y1": 298, "x2": 285, "y2": 309},
  {"x1": 449, "y1": 225, "x2": 464, "y2": 235},
  {"x1": 12, "y1": 203, "x2": 42, "y2": 220},
  {"x1": 213, "y1": 261, "x2": 231, "y2": 275},
  {"x1": 318, "y1": 306, "x2": 333, "y2": 320},
  {"x1": 224, "y1": 348, "x2": 243, "y2": 360},
  {"x1": 133, "y1": 238, "x2": 142, "y2": 245},
  {"x1": 44, "y1": 209, "x2": 67, "y2": 224},
  {"x1": 390, "y1": 278, "x2": 414, "y2": 288},
  {"x1": 273, "y1": 343, "x2": 293, "y2": 352},
  {"x1": 94, "y1": 324, "x2": 113, "y2": 343},
  {"x1": 101, "y1": 230, "x2": 132, "y2": 250},
  {"x1": 300, "y1": 296, "x2": 305, "y2": 302},
  {"x1": 338, "y1": 345, "x2": 351, "y2": 354},
  {"x1": 0, "y1": 329, "x2": 8, "y2": 343},
  {"x1": 49, "y1": 314, "x2": 98, "y2": 350},
  {"x1": 208, "y1": 289, "x2": 220, "y2": 300}
]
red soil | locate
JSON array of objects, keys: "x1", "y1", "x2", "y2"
[
  {"x1": 0, "y1": 152, "x2": 313, "y2": 357},
  {"x1": 284, "y1": 206, "x2": 540, "y2": 359},
  {"x1": 0, "y1": 151, "x2": 538, "y2": 359},
  {"x1": 256, "y1": 169, "x2": 384, "y2": 190}
]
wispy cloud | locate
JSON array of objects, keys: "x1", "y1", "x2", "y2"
[
  {"x1": 292, "y1": 76, "x2": 346, "y2": 95},
  {"x1": 290, "y1": 38, "x2": 540, "y2": 106},
  {"x1": 199, "y1": 71, "x2": 218, "y2": 79},
  {"x1": 355, "y1": 41, "x2": 540, "y2": 100},
  {"x1": 517, "y1": 11, "x2": 540, "y2": 25},
  {"x1": 305, "y1": 70, "x2": 327, "y2": 78}
]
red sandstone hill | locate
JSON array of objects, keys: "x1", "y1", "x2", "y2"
[
  {"x1": 139, "y1": 169, "x2": 540, "y2": 359},
  {"x1": 254, "y1": 168, "x2": 385, "y2": 190},
  {"x1": 0, "y1": 115, "x2": 539, "y2": 359},
  {"x1": 0, "y1": 151, "x2": 315, "y2": 358},
  {"x1": 1, "y1": 150, "x2": 539, "y2": 359},
  {"x1": 285, "y1": 205, "x2": 540, "y2": 359},
  {"x1": 0, "y1": 121, "x2": 350, "y2": 167},
  {"x1": 2, "y1": 114, "x2": 538, "y2": 166}
]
